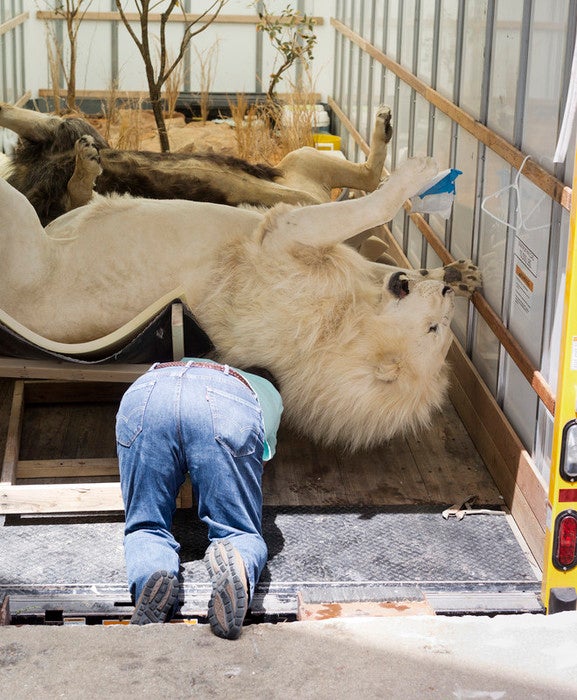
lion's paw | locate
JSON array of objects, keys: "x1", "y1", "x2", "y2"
[
  {"x1": 75, "y1": 134, "x2": 101, "y2": 164},
  {"x1": 394, "y1": 156, "x2": 438, "y2": 195},
  {"x1": 74, "y1": 135, "x2": 102, "y2": 178},
  {"x1": 375, "y1": 105, "x2": 393, "y2": 143},
  {"x1": 442, "y1": 259, "x2": 482, "y2": 297}
]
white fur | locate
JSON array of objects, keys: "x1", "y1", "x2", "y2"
[{"x1": 0, "y1": 155, "x2": 476, "y2": 450}]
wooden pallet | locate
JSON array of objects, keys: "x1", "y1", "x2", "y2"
[{"x1": 0, "y1": 378, "x2": 193, "y2": 514}]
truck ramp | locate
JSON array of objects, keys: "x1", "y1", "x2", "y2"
[{"x1": 0, "y1": 504, "x2": 542, "y2": 624}]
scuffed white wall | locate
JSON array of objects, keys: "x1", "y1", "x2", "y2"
[{"x1": 16, "y1": 0, "x2": 335, "y2": 102}]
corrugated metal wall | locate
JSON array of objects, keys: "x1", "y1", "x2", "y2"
[
  {"x1": 0, "y1": 1, "x2": 334, "y2": 105},
  {"x1": 332, "y1": 0, "x2": 575, "y2": 485},
  {"x1": 0, "y1": 1, "x2": 27, "y2": 104}
]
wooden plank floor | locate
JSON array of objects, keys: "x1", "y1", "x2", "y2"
[{"x1": 0, "y1": 378, "x2": 503, "y2": 508}]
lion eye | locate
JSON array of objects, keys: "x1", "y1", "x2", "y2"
[{"x1": 428, "y1": 324, "x2": 439, "y2": 334}]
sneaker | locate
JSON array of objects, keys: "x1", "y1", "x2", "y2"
[
  {"x1": 204, "y1": 540, "x2": 248, "y2": 640},
  {"x1": 130, "y1": 570, "x2": 179, "y2": 625}
]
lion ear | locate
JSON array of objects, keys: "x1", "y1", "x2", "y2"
[{"x1": 375, "y1": 357, "x2": 401, "y2": 382}]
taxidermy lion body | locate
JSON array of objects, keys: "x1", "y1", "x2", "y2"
[
  {"x1": 0, "y1": 102, "x2": 393, "y2": 225},
  {"x1": 0, "y1": 156, "x2": 481, "y2": 450}
]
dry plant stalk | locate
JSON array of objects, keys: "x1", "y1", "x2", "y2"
[
  {"x1": 43, "y1": 0, "x2": 94, "y2": 113},
  {"x1": 230, "y1": 62, "x2": 321, "y2": 163},
  {"x1": 229, "y1": 95, "x2": 279, "y2": 164},
  {"x1": 114, "y1": 98, "x2": 145, "y2": 150},
  {"x1": 46, "y1": 37, "x2": 62, "y2": 114},
  {"x1": 228, "y1": 93, "x2": 250, "y2": 159},
  {"x1": 163, "y1": 50, "x2": 184, "y2": 121},
  {"x1": 276, "y1": 94, "x2": 316, "y2": 157},
  {"x1": 101, "y1": 80, "x2": 120, "y2": 143},
  {"x1": 276, "y1": 68, "x2": 321, "y2": 158},
  {"x1": 193, "y1": 41, "x2": 219, "y2": 124}
]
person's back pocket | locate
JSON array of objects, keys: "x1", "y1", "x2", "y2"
[
  {"x1": 116, "y1": 379, "x2": 157, "y2": 447},
  {"x1": 207, "y1": 387, "x2": 263, "y2": 457}
]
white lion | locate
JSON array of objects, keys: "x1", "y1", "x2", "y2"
[{"x1": 0, "y1": 156, "x2": 481, "y2": 450}]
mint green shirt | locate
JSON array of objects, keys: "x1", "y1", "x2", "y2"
[{"x1": 182, "y1": 358, "x2": 283, "y2": 461}]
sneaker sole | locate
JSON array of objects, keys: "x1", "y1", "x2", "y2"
[
  {"x1": 204, "y1": 541, "x2": 248, "y2": 640},
  {"x1": 130, "y1": 570, "x2": 179, "y2": 625}
]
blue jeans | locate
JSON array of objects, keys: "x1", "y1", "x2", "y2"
[{"x1": 116, "y1": 362, "x2": 268, "y2": 604}]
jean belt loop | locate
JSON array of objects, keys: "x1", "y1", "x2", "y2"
[
  {"x1": 148, "y1": 361, "x2": 161, "y2": 372},
  {"x1": 223, "y1": 364, "x2": 230, "y2": 376}
]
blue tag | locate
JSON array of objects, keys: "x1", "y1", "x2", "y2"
[{"x1": 418, "y1": 169, "x2": 462, "y2": 198}]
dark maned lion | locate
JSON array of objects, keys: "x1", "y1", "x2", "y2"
[{"x1": 0, "y1": 102, "x2": 393, "y2": 226}]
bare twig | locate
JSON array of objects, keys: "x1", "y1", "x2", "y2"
[{"x1": 115, "y1": 0, "x2": 226, "y2": 152}]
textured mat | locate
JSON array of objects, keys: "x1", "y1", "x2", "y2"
[{"x1": 2, "y1": 506, "x2": 538, "y2": 591}]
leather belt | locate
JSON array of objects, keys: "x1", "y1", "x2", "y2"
[{"x1": 153, "y1": 361, "x2": 253, "y2": 392}]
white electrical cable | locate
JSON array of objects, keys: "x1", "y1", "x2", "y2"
[{"x1": 554, "y1": 27, "x2": 577, "y2": 163}]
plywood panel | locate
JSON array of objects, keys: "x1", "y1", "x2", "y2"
[{"x1": 266, "y1": 402, "x2": 501, "y2": 507}]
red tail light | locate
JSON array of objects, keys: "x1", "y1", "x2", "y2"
[{"x1": 553, "y1": 511, "x2": 577, "y2": 570}]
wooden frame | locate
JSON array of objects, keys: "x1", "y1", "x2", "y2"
[
  {"x1": 1, "y1": 380, "x2": 126, "y2": 514},
  {"x1": 35, "y1": 11, "x2": 324, "y2": 27},
  {"x1": 0, "y1": 303, "x2": 193, "y2": 515},
  {"x1": 0, "y1": 378, "x2": 193, "y2": 515},
  {"x1": 0, "y1": 12, "x2": 29, "y2": 37}
]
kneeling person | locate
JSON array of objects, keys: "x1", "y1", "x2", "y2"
[{"x1": 115, "y1": 359, "x2": 283, "y2": 639}]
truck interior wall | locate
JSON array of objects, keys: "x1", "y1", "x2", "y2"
[
  {"x1": 332, "y1": 2, "x2": 572, "y2": 474},
  {"x1": 3, "y1": 1, "x2": 335, "y2": 108},
  {"x1": 1, "y1": 1, "x2": 575, "y2": 576}
]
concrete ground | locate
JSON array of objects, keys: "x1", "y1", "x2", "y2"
[{"x1": 1, "y1": 612, "x2": 577, "y2": 699}]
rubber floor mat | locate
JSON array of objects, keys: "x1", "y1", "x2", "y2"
[{"x1": 1, "y1": 506, "x2": 540, "y2": 615}]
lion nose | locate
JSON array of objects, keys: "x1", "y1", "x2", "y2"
[
  {"x1": 388, "y1": 271, "x2": 410, "y2": 298},
  {"x1": 442, "y1": 285, "x2": 453, "y2": 296}
]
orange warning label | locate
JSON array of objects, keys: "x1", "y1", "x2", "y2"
[{"x1": 515, "y1": 265, "x2": 534, "y2": 292}]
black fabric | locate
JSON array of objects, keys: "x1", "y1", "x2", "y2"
[{"x1": 0, "y1": 303, "x2": 214, "y2": 364}]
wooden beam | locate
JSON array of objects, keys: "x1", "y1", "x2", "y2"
[
  {"x1": 0, "y1": 358, "x2": 149, "y2": 383},
  {"x1": 17, "y1": 458, "x2": 118, "y2": 479},
  {"x1": 0, "y1": 476, "x2": 191, "y2": 513},
  {"x1": 331, "y1": 17, "x2": 571, "y2": 212},
  {"x1": 0, "y1": 12, "x2": 29, "y2": 37},
  {"x1": 23, "y1": 381, "x2": 128, "y2": 404},
  {"x1": 171, "y1": 304, "x2": 185, "y2": 362},
  {"x1": 37, "y1": 88, "x2": 153, "y2": 100},
  {"x1": 14, "y1": 91, "x2": 32, "y2": 108},
  {"x1": 0, "y1": 483, "x2": 124, "y2": 514},
  {"x1": 1, "y1": 381, "x2": 24, "y2": 486},
  {"x1": 36, "y1": 11, "x2": 324, "y2": 26}
]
